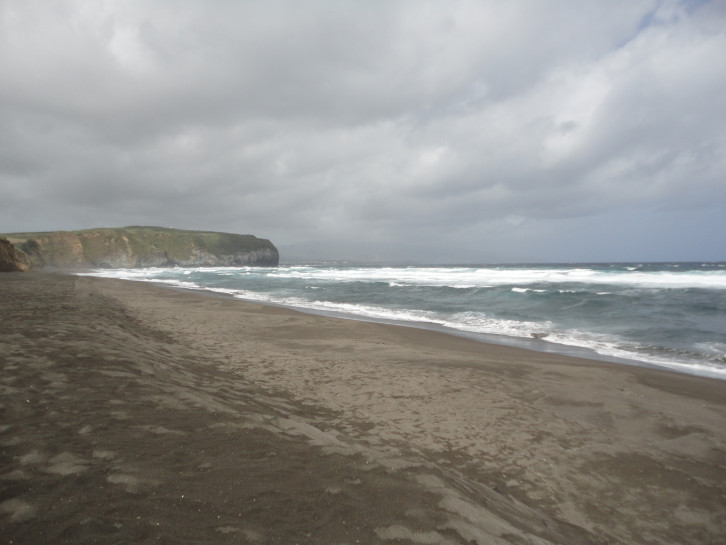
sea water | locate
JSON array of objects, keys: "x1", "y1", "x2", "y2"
[{"x1": 79, "y1": 262, "x2": 726, "y2": 380}]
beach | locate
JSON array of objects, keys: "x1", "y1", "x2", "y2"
[{"x1": 1, "y1": 272, "x2": 725, "y2": 544}]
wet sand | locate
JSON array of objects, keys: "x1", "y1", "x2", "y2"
[{"x1": 1, "y1": 271, "x2": 725, "y2": 544}]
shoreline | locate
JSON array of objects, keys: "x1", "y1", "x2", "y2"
[
  {"x1": 2, "y1": 271, "x2": 726, "y2": 544},
  {"x1": 124, "y1": 273, "x2": 725, "y2": 381}
]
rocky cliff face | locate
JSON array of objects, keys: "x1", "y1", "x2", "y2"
[
  {"x1": 3, "y1": 227, "x2": 279, "y2": 269},
  {"x1": 0, "y1": 237, "x2": 29, "y2": 272}
]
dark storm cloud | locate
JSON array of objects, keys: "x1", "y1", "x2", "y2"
[{"x1": 1, "y1": 0, "x2": 724, "y2": 262}]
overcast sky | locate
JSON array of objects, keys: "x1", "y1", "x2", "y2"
[{"x1": 1, "y1": 0, "x2": 725, "y2": 263}]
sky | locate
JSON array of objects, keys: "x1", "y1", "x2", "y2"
[{"x1": 1, "y1": 0, "x2": 725, "y2": 263}]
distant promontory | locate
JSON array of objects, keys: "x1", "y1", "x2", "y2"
[{"x1": 2, "y1": 226, "x2": 279, "y2": 269}]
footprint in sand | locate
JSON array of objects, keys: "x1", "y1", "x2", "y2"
[
  {"x1": 92, "y1": 449, "x2": 117, "y2": 461},
  {"x1": 107, "y1": 473, "x2": 141, "y2": 493},
  {"x1": 0, "y1": 498, "x2": 36, "y2": 522},
  {"x1": 44, "y1": 452, "x2": 88, "y2": 475},
  {"x1": 18, "y1": 449, "x2": 46, "y2": 465}
]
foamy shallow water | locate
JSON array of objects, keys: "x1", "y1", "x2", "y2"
[{"x1": 78, "y1": 262, "x2": 726, "y2": 380}]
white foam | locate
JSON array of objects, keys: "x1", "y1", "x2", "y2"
[
  {"x1": 693, "y1": 342, "x2": 726, "y2": 358},
  {"x1": 75, "y1": 265, "x2": 726, "y2": 380},
  {"x1": 512, "y1": 287, "x2": 546, "y2": 293},
  {"x1": 305, "y1": 300, "x2": 439, "y2": 324},
  {"x1": 543, "y1": 331, "x2": 726, "y2": 380},
  {"x1": 83, "y1": 264, "x2": 726, "y2": 290},
  {"x1": 266, "y1": 265, "x2": 726, "y2": 290},
  {"x1": 442, "y1": 312, "x2": 551, "y2": 338}
]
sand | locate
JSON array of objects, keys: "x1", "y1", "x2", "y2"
[{"x1": 1, "y1": 271, "x2": 725, "y2": 544}]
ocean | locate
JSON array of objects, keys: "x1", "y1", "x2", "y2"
[{"x1": 79, "y1": 262, "x2": 726, "y2": 380}]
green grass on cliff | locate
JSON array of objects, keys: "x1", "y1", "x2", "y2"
[
  {"x1": 2, "y1": 226, "x2": 277, "y2": 267},
  {"x1": 120, "y1": 226, "x2": 274, "y2": 259}
]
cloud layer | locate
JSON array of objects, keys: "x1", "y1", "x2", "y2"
[{"x1": 2, "y1": 0, "x2": 725, "y2": 262}]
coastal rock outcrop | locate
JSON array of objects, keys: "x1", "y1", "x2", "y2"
[
  {"x1": 0, "y1": 237, "x2": 29, "y2": 272},
  {"x1": 2, "y1": 227, "x2": 279, "y2": 269}
]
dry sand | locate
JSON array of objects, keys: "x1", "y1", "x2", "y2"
[{"x1": 1, "y1": 271, "x2": 725, "y2": 544}]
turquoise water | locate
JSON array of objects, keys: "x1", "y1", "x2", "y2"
[{"x1": 80, "y1": 262, "x2": 726, "y2": 379}]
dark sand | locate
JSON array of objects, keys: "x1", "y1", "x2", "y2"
[{"x1": 1, "y1": 272, "x2": 725, "y2": 544}]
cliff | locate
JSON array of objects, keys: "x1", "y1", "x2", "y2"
[
  {"x1": 0, "y1": 237, "x2": 30, "y2": 272},
  {"x1": 3, "y1": 227, "x2": 279, "y2": 269}
]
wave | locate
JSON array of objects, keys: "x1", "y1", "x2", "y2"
[
  {"x1": 75, "y1": 265, "x2": 726, "y2": 380},
  {"x1": 80, "y1": 264, "x2": 726, "y2": 290},
  {"x1": 266, "y1": 265, "x2": 726, "y2": 290},
  {"x1": 511, "y1": 287, "x2": 547, "y2": 294},
  {"x1": 261, "y1": 296, "x2": 726, "y2": 380},
  {"x1": 444, "y1": 314, "x2": 726, "y2": 380}
]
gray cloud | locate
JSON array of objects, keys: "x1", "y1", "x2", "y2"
[{"x1": 1, "y1": 0, "x2": 725, "y2": 263}]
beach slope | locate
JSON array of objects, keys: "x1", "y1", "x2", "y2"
[{"x1": 1, "y1": 272, "x2": 725, "y2": 544}]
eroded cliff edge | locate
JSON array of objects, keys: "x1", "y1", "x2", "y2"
[
  {"x1": 0, "y1": 237, "x2": 30, "y2": 272},
  {"x1": 3, "y1": 226, "x2": 279, "y2": 269}
]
